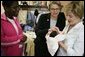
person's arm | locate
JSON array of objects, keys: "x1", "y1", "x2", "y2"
[
  {"x1": 16, "y1": 19, "x2": 27, "y2": 43},
  {"x1": 67, "y1": 30, "x2": 84, "y2": 56},
  {"x1": 46, "y1": 29, "x2": 52, "y2": 35},
  {"x1": 35, "y1": 14, "x2": 49, "y2": 37},
  {"x1": 58, "y1": 41, "x2": 68, "y2": 51},
  {"x1": 54, "y1": 26, "x2": 64, "y2": 34},
  {"x1": 58, "y1": 12, "x2": 66, "y2": 31},
  {"x1": 20, "y1": 34, "x2": 27, "y2": 43},
  {"x1": 59, "y1": 30, "x2": 84, "y2": 56},
  {"x1": 1, "y1": 26, "x2": 26, "y2": 45},
  {"x1": 35, "y1": 27, "x2": 49, "y2": 38}
]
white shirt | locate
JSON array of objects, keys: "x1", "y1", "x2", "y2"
[
  {"x1": 50, "y1": 19, "x2": 57, "y2": 28},
  {"x1": 7, "y1": 17, "x2": 19, "y2": 35},
  {"x1": 57, "y1": 21, "x2": 84, "y2": 56}
]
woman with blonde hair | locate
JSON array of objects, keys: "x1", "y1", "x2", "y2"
[{"x1": 55, "y1": 1, "x2": 84, "y2": 56}]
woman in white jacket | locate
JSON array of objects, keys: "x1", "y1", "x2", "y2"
[{"x1": 56, "y1": 1, "x2": 84, "y2": 56}]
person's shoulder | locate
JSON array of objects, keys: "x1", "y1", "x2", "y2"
[
  {"x1": 58, "y1": 12, "x2": 66, "y2": 20},
  {"x1": 1, "y1": 13, "x2": 7, "y2": 21},
  {"x1": 59, "y1": 12, "x2": 65, "y2": 16},
  {"x1": 39, "y1": 12, "x2": 50, "y2": 16}
]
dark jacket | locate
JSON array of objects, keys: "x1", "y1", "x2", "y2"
[{"x1": 34, "y1": 12, "x2": 66, "y2": 56}]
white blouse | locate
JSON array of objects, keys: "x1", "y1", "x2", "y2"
[
  {"x1": 57, "y1": 21, "x2": 84, "y2": 56},
  {"x1": 50, "y1": 18, "x2": 57, "y2": 28}
]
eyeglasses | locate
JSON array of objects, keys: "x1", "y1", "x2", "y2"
[{"x1": 50, "y1": 8, "x2": 60, "y2": 10}]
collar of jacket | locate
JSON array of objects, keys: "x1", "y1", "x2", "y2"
[{"x1": 1, "y1": 13, "x2": 17, "y2": 21}]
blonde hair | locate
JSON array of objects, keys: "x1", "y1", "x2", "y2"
[
  {"x1": 65, "y1": 1, "x2": 84, "y2": 19},
  {"x1": 48, "y1": 1, "x2": 63, "y2": 11}
]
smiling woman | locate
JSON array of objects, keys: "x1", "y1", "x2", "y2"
[
  {"x1": 56, "y1": 1, "x2": 84, "y2": 56},
  {"x1": 34, "y1": 1, "x2": 66, "y2": 56},
  {"x1": 65, "y1": 1, "x2": 84, "y2": 26}
]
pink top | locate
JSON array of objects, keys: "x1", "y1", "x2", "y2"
[{"x1": 1, "y1": 13, "x2": 23, "y2": 45}]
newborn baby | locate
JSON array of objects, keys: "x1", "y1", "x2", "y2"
[{"x1": 45, "y1": 30, "x2": 65, "y2": 56}]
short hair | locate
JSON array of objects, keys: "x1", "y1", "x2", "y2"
[
  {"x1": 2, "y1": 1, "x2": 18, "y2": 7},
  {"x1": 48, "y1": 1, "x2": 63, "y2": 11},
  {"x1": 65, "y1": 1, "x2": 84, "y2": 19},
  {"x1": 50, "y1": 31, "x2": 57, "y2": 37}
]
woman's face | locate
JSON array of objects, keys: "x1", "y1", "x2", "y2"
[
  {"x1": 50, "y1": 4, "x2": 60, "y2": 18},
  {"x1": 66, "y1": 11, "x2": 80, "y2": 26},
  {"x1": 5, "y1": 2, "x2": 20, "y2": 18}
]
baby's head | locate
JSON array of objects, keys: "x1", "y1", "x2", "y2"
[{"x1": 50, "y1": 31, "x2": 57, "y2": 37}]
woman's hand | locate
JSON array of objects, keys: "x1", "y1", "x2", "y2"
[
  {"x1": 58, "y1": 41, "x2": 68, "y2": 52},
  {"x1": 20, "y1": 34, "x2": 27, "y2": 43},
  {"x1": 48, "y1": 26, "x2": 64, "y2": 35},
  {"x1": 47, "y1": 27, "x2": 57, "y2": 35},
  {"x1": 50, "y1": 26, "x2": 62, "y2": 34},
  {"x1": 49, "y1": 27, "x2": 58, "y2": 32},
  {"x1": 47, "y1": 30, "x2": 52, "y2": 35}
]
